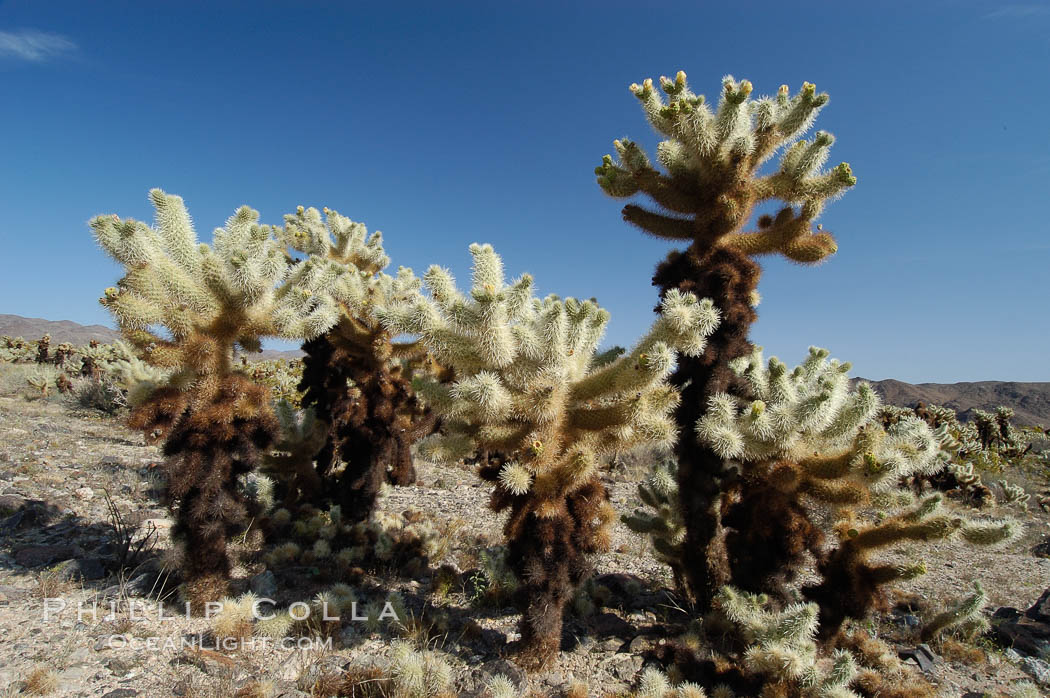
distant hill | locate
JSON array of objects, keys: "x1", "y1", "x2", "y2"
[
  {"x1": 0, "y1": 314, "x2": 121, "y2": 345},
  {"x1": 0, "y1": 313, "x2": 303, "y2": 361},
  {"x1": 856, "y1": 378, "x2": 1050, "y2": 428},
  {"x1": 2, "y1": 314, "x2": 1046, "y2": 424}
]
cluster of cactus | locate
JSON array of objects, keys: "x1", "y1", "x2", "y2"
[
  {"x1": 2, "y1": 334, "x2": 139, "y2": 405},
  {"x1": 637, "y1": 585, "x2": 937, "y2": 698},
  {"x1": 242, "y1": 357, "x2": 305, "y2": 406},
  {"x1": 258, "y1": 487, "x2": 439, "y2": 583},
  {"x1": 209, "y1": 587, "x2": 412, "y2": 647},
  {"x1": 882, "y1": 402, "x2": 1040, "y2": 507},
  {"x1": 337, "y1": 641, "x2": 456, "y2": 698},
  {"x1": 627, "y1": 346, "x2": 1018, "y2": 638},
  {"x1": 377, "y1": 242, "x2": 720, "y2": 666},
  {"x1": 83, "y1": 69, "x2": 1028, "y2": 685}
]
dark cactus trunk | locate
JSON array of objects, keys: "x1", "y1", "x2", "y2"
[
  {"x1": 137, "y1": 375, "x2": 277, "y2": 611},
  {"x1": 298, "y1": 328, "x2": 436, "y2": 520},
  {"x1": 654, "y1": 244, "x2": 759, "y2": 608},
  {"x1": 484, "y1": 460, "x2": 610, "y2": 668}
]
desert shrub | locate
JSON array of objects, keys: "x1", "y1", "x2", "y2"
[{"x1": 69, "y1": 375, "x2": 127, "y2": 414}]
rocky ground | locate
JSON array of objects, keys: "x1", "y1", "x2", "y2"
[{"x1": 1, "y1": 371, "x2": 1050, "y2": 697}]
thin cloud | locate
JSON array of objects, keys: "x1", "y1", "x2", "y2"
[
  {"x1": 985, "y1": 4, "x2": 1050, "y2": 19},
  {"x1": 0, "y1": 29, "x2": 76, "y2": 62}
]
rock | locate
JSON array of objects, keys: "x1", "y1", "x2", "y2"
[
  {"x1": 1021, "y1": 656, "x2": 1050, "y2": 686},
  {"x1": 993, "y1": 606, "x2": 1022, "y2": 622},
  {"x1": 107, "y1": 658, "x2": 137, "y2": 677},
  {"x1": 593, "y1": 572, "x2": 645, "y2": 599},
  {"x1": 14, "y1": 543, "x2": 78, "y2": 567},
  {"x1": 75, "y1": 486, "x2": 95, "y2": 499},
  {"x1": 101, "y1": 571, "x2": 160, "y2": 599},
  {"x1": 0, "y1": 493, "x2": 26, "y2": 515},
  {"x1": 249, "y1": 570, "x2": 277, "y2": 598},
  {"x1": 59, "y1": 665, "x2": 93, "y2": 683},
  {"x1": 1025, "y1": 588, "x2": 1050, "y2": 624},
  {"x1": 1005, "y1": 648, "x2": 1024, "y2": 663},
  {"x1": 1032, "y1": 540, "x2": 1050, "y2": 558},
  {"x1": 607, "y1": 653, "x2": 643, "y2": 680},
  {"x1": 600, "y1": 637, "x2": 625, "y2": 652},
  {"x1": 0, "y1": 585, "x2": 28, "y2": 602},
  {"x1": 628, "y1": 635, "x2": 661, "y2": 653},
  {"x1": 898, "y1": 644, "x2": 939, "y2": 673},
  {"x1": 101, "y1": 690, "x2": 139, "y2": 698},
  {"x1": 992, "y1": 605, "x2": 1050, "y2": 657},
  {"x1": 903, "y1": 614, "x2": 920, "y2": 627},
  {"x1": 0, "y1": 509, "x2": 25, "y2": 534},
  {"x1": 52, "y1": 557, "x2": 107, "y2": 581},
  {"x1": 588, "y1": 612, "x2": 636, "y2": 639},
  {"x1": 477, "y1": 658, "x2": 526, "y2": 687}
]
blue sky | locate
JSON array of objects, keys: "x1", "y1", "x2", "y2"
[{"x1": 1, "y1": 1, "x2": 1047, "y2": 382}]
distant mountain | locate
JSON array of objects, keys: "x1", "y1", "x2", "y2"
[
  {"x1": 857, "y1": 378, "x2": 1050, "y2": 428},
  {"x1": 0, "y1": 313, "x2": 303, "y2": 361},
  {"x1": 0, "y1": 314, "x2": 121, "y2": 345},
  {"x1": 2, "y1": 315, "x2": 1046, "y2": 424}
]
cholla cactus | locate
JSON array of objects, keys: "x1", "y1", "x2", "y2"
[
  {"x1": 622, "y1": 460, "x2": 687, "y2": 589},
  {"x1": 246, "y1": 357, "x2": 304, "y2": 405},
  {"x1": 263, "y1": 400, "x2": 328, "y2": 504},
  {"x1": 701, "y1": 347, "x2": 1015, "y2": 635},
  {"x1": 35, "y1": 334, "x2": 51, "y2": 363},
  {"x1": 883, "y1": 402, "x2": 1039, "y2": 506},
  {"x1": 91, "y1": 189, "x2": 341, "y2": 608},
  {"x1": 630, "y1": 347, "x2": 1018, "y2": 637},
  {"x1": 278, "y1": 206, "x2": 438, "y2": 519},
  {"x1": 597, "y1": 72, "x2": 855, "y2": 608},
  {"x1": 379, "y1": 242, "x2": 720, "y2": 667},
  {"x1": 0, "y1": 336, "x2": 34, "y2": 363},
  {"x1": 643, "y1": 586, "x2": 891, "y2": 697},
  {"x1": 999, "y1": 482, "x2": 1031, "y2": 510},
  {"x1": 262, "y1": 491, "x2": 437, "y2": 582},
  {"x1": 713, "y1": 587, "x2": 860, "y2": 697},
  {"x1": 920, "y1": 580, "x2": 989, "y2": 642}
]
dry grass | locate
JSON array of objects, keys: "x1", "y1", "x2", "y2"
[
  {"x1": 34, "y1": 568, "x2": 75, "y2": 601},
  {"x1": 23, "y1": 665, "x2": 59, "y2": 695},
  {"x1": 938, "y1": 637, "x2": 987, "y2": 666}
]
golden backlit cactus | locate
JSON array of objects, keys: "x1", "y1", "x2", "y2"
[
  {"x1": 596, "y1": 73, "x2": 854, "y2": 263},
  {"x1": 91, "y1": 189, "x2": 342, "y2": 608},
  {"x1": 596, "y1": 72, "x2": 858, "y2": 610},
  {"x1": 379, "y1": 242, "x2": 720, "y2": 667}
]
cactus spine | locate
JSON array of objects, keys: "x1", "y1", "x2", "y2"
[
  {"x1": 380, "y1": 242, "x2": 720, "y2": 667},
  {"x1": 92, "y1": 189, "x2": 341, "y2": 607}
]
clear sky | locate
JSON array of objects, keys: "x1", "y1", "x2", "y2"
[{"x1": 1, "y1": 1, "x2": 1047, "y2": 382}]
